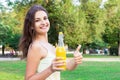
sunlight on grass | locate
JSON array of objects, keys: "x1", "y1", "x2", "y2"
[
  {"x1": 0, "y1": 60, "x2": 120, "y2": 80},
  {"x1": 0, "y1": 61, "x2": 26, "y2": 80},
  {"x1": 0, "y1": 71, "x2": 24, "y2": 80}
]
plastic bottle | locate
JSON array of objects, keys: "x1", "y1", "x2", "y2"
[{"x1": 56, "y1": 32, "x2": 66, "y2": 70}]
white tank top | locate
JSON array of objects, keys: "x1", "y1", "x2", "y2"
[{"x1": 37, "y1": 42, "x2": 60, "y2": 80}]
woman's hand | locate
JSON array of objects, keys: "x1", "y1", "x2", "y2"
[
  {"x1": 50, "y1": 57, "x2": 66, "y2": 72},
  {"x1": 73, "y1": 45, "x2": 83, "y2": 65}
]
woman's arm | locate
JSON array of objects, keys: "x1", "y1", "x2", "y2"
[{"x1": 66, "y1": 45, "x2": 83, "y2": 70}]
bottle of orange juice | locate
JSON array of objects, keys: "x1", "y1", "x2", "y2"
[{"x1": 56, "y1": 32, "x2": 66, "y2": 70}]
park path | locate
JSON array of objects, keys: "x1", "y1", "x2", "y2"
[
  {"x1": 0, "y1": 57, "x2": 120, "y2": 62},
  {"x1": 0, "y1": 57, "x2": 21, "y2": 61},
  {"x1": 83, "y1": 58, "x2": 120, "y2": 62}
]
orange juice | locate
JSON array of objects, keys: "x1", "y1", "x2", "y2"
[
  {"x1": 56, "y1": 32, "x2": 66, "y2": 70},
  {"x1": 56, "y1": 46, "x2": 66, "y2": 70}
]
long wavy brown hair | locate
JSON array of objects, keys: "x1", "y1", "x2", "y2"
[{"x1": 19, "y1": 5, "x2": 48, "y2": 58}]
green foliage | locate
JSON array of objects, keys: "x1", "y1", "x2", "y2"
[
  {"x1": 6, "y1": 0, "x2": 107, "y2": 49},
  {"x1": 109, "y1": 47, "x2": 118, "y2": 56},
  {"x1": 0, "y1": 4, "x2": 21, "y2": 50},
  {"x1": 101, "y1": 0, "x2": 120, "y2": 55},
  {"x1": 6, "y1": 33, "x2": 21, "y2": 50},
  {"x1": 81, "y1": 0, "x2": 106, "y2": 43},
  {"x1": 1, "y1": 0, "x2": 119, "y2": 54},
  {"x1": 0, "y1": 23, "x2": 12, "y2": 44},
  {"x1": 44, "y1": 0, "x2": 63, "y2": 44},
  {"x1": 103, "y1": 0, "x2": 120, "y2": 55},
  {"x1": 57, "y1": 0, "x2": 86, "y2": 48},
  {"x1": 0, "y1": 22, "x2": 21, "y2": 50}
]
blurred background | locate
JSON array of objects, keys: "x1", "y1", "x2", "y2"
[
  {"x1": 0, "y1": 0, "x2": 120, "y2": 57},
  {"x1": 0, "y1": 0, "x2": 120, "y2": 80}
]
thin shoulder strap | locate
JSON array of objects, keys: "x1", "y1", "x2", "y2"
[{"x1": 39, "y1": 42, "x2": 48, "y2": 52}]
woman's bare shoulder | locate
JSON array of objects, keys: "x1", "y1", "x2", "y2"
[
  {"x1": 28, "y1": 42, "x2": 47, "y2": 59},
  {"x1": 30, "y1": 42, "x2": 43, "y2": 49}
]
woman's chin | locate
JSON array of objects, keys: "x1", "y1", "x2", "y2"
[{"x1": 38, "y1": 30, "x2": 49, "y2": 34}]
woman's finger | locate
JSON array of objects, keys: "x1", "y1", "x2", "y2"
[{"x1": 75, "y1": 45, "x2": 81, "y2": 52}]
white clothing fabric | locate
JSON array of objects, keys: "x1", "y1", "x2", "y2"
[{"x1": 37, "y1": 42, "x2": 60, "y2": 80}]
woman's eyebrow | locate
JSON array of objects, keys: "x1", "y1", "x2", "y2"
[
  {"x1": 35, "y1": 15, "x2": 47, "y2": 19},
  {"x1": 35, "y1": 18, "x2": 40, "y2": 20}
]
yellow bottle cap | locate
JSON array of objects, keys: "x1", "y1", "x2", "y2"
[{"x1": 59, "y1": 32, "x2": 63, "y2": 34}]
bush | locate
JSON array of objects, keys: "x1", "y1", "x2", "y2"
[{"x1": 109, "y1": 47, "x2": 118, "y2": 56}]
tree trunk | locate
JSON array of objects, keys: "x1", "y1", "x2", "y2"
[
  {"x1": 119, "y1": 41, "x2": 120, "y2": 56},
  {"x1": 2, "y1": 45, "x2": 5, "y2": 55},
  {"x1": 118, "y1": 31, "x2": 120, "y2": 56}
]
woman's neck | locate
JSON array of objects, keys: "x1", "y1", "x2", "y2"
[{"x1": 33, "y1": 34, "x2": 48, "y2": 43}]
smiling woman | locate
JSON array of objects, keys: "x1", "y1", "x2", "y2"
[
  {"x1": 34, "y1": 11, "x2": 50, "y2": 34},
  {"x1": 19, "y1": 4, "x2": 83, "y2": 80}
]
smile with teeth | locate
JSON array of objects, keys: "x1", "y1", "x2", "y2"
[{"x1": 40, "y1": 26, "x2": 47, "y2": 29}]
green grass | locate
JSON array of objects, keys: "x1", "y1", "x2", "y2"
[
  {"x1": 61, "y1": 61, "x2": 120, "y2": 80},
  {"x1": 0, "y1": 60, "x2": 120, "y2": 80},
  {"x1": 0, "y1": 61, "x2": 26, "y2": 80}
]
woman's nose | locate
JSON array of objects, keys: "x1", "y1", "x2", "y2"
[{"x1": 41, "y1": 20, "x2": 46, "y2": 24}]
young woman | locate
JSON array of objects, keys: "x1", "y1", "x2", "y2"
[{"x1": 19, "y1": 5, "x2": 83, "y2": 80}]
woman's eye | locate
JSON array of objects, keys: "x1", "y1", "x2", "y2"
[
  {"x1": 44, "y1": 17, "x2": 48, "y2": 20},
  {"x1": 35, "y1": 20, "x2": 40, "y2": 22}
]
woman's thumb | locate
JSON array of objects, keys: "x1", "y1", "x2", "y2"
[
  {"x1": 75, "y1": 45, "x2": 81, "y2": 52},
  {"x1": 74, "y1": 45, "x2": 81, "y2": 55}
]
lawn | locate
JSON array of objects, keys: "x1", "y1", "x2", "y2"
[
  {"x1": 61, "y1": 61, "x2": 120, "y2": 80},
  {"x1": 0, "y1": 61, "x2": 26, "y2": 80},
  {"x1": 0, "y1": 60, "x2": 120, "y2": 80}
]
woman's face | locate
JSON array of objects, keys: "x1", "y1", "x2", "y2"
[{"x1": 34, "y1": 10, "x2": 50, "y2": 35}]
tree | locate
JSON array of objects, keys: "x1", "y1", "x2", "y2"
[
  {"x1": 78, "y1": 0, "x2": 107, "y2": 50},
  {"x1": 6, "y1": 0, "x2": 117, "y2": 52},
  {"x1": 0, "y1": 23, "x2": 12, "y2": 55},
  {"x1": 0, "y1": 2, "x2": 21, "y2": 55},
  {"x1": 103, "y1": 0, "x2": 120, "y2": 55}
]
